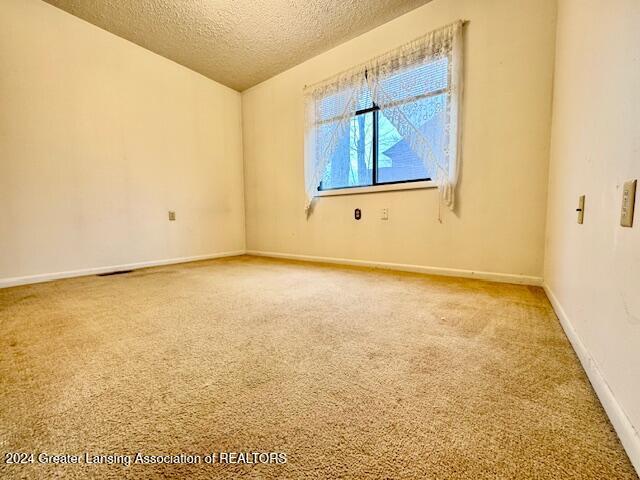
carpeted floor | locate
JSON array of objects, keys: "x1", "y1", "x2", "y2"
[{"x1": 0, "y1": 255, "x2": 637, "y2": 479}]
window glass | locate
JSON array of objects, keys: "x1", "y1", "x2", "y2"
[
  {"x1": 321, "y1": 112, "x2": 373, "y2": 189},
  {"x1": 318, "y1": 57, "x2": 449, "y2": 191},
  {"x1": 377, "y1": 93, "x2": 446, "y2": 183}
]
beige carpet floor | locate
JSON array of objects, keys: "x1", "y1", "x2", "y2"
[{"x1": 0, "y1": 256, "x2": 637, "y2": 479}]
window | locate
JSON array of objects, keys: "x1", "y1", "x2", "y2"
[
  {"x1": 303, "y1": 21, "x2": 463, "y2": 215},
  {"x1": 319, "y1": 58, "x2": 449, "y2": 191}
]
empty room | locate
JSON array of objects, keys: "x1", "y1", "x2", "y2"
[{"x1": 1, "y1": 0, "x2": 639, "y2": 478}]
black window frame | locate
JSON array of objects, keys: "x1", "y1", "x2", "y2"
[{"x1": 318, "y1": 102, "x2": 432, "y2": 192}]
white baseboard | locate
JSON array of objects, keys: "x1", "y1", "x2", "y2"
[
  {"x1": 544, "y1": 284, "x2": 640, "y2": 474},
  {"x1": 246, "y1": 250, "x2": 543, "y2": 286},
  {"x1": 0, "y1": 250, "x2": 246, "y2": 289}
]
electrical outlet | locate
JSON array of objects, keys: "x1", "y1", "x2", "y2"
[
  {"x1": 168, "y1": 211, "x2": 176, "y2": 221},
  {"x1": 381, "y1": 208, "x2": 389, "y2": 220},
  {"x1": 576, "y1": 195, "x2": 585, "y2": 224},
  {"x1": 620, "y1": 179, "x2": 636, "y2": 227}
]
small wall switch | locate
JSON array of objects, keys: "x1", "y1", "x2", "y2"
[
  {"x1": 381, "y1": 208, "x2": 389, "y2": 220},
  {"x1": 577, "y1": 195, "x2": 585, "y2": 224},
  {"x1": 620, "y1": 179, "x2": 636, "y2": 227},
  {"x1": 168, "y1": 211, "x2": 176, "y2": 221}
]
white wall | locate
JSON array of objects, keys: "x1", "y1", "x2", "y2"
[
  {"x1": 544, "y1": 0, "x2": 640, "y2": 470},
  {"x1": 241, "y1": 0, "x2": 557, "y2": 281},
  {"x1": 0, "y1": 0, "x2": 245, "y2": 284}
]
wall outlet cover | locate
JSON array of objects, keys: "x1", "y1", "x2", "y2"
[{"x1": 620, "y1": 179, "x2": 636, "y2": 227}]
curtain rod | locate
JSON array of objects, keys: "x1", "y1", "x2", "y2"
[{"x1": 303, "y1": 20, "x2": 468, "y2": 90}]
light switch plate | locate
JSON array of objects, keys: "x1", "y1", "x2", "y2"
[
  {"x1": 577, "y1": 195, "x2": 585, "y2": 224},
  {"x1": 620, "y1": 179, "x2": 636, "y2": 227},
  {"x1": 168, "y1": 211, "x2": 176, "y2": 221}
]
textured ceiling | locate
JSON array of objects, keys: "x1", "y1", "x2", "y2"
[{"x1": 42, "y1": 0, "x2": 432, "y2": 91}]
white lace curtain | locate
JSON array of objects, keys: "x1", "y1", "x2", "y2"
[{"x1": 303, "y1": 20, "x2": 464, "y2": 218}]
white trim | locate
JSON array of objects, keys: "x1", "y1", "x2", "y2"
[
  {"x1": 0, "y1": 250, "x2": 246, "y2": 289},
  {"x1": 315, "y1": 180, "x2": 436, "y2": 197},
  {"x1": 246, "y1": 250, "x2": 542, "y2": 285},
  {"x1": 544, "y1": 284, "x2": 640, "y2": 475}
]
